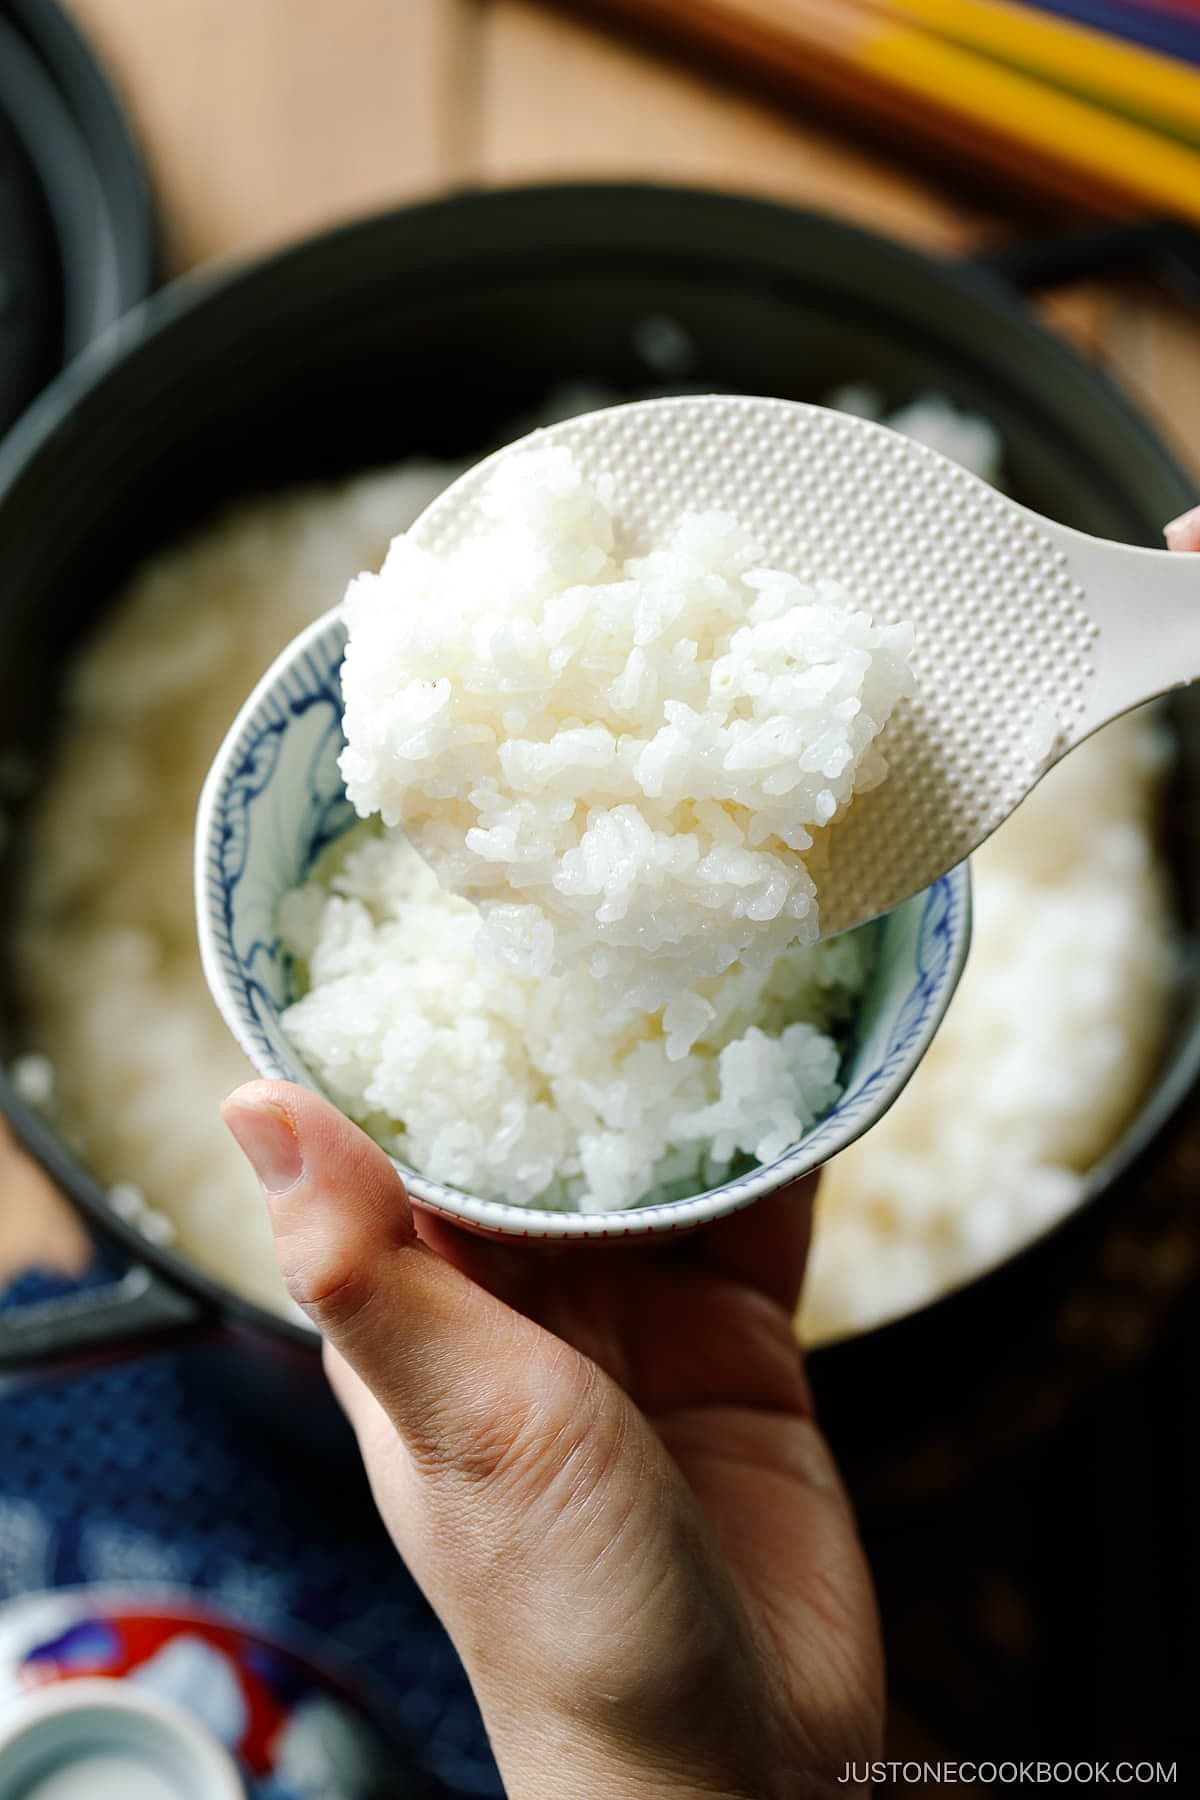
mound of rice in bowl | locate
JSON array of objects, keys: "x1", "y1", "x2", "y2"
[
  {"x1": 280, "y1": 826, "x2": 870, "y2": 1213},
  {"x1": 281, "y1": 443, "x2": 916, "y2": 1210},
  {"x1": 338, "y1": 445, "x2": 914, "y2": 1019}
]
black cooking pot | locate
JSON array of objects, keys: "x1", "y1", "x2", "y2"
[{"x1": 0, "y1": 187, "x2": 1196, "y2": 1481}]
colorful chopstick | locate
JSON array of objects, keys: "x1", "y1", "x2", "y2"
[
  {"x1": 572, "y1": 0, "x2": 1200, "y2": 217},
  {"x1": 877, "y1": 0, "x2": 1200, "y2": 139},
  {"x1": 1014, "y1": 0, "x2": 1200, "y2": 66}
]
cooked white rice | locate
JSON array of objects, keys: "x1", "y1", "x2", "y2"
[
  {"x1": 280, "y1": 824, "x2": 867, "y2": 1212},
  {"x1": 14, "y1": 470, "x2": 451, "y2": 1313},
  {"x1": 12, "y1": 390, "x2": 1174, "y2": 1336},
  {"x1": 339, "y1": 445, "x2": 913, "y2": 1017},
  {"x1": 312, "y1": 441, "x2": 915, "y2": 1210},
  {"x1": 799, "y1": 706, "x2": 1174, "y2": 1340}
]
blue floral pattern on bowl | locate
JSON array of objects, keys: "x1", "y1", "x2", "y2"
[{"x1": 197, "y1": 612, "x2": 971, "y2": 1240}]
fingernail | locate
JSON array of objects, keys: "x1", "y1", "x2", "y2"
[
  {"x1": 1164, "y1": 504, "x2": 1200, "y2": 552},
  {"x1": 224, "y1": 1097, "x2": 303, "y2": 1196}
]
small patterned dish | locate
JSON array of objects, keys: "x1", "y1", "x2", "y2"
[
  {"x1": 0, "y1": 1586, "x2": 429, "y2": 1798},
  {"x1": 196, "y1": 610, "x2": 971, "y2": 1241}
]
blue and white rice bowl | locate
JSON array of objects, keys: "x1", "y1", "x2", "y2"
[{"x1": 196, "y1": 609, "x2": 971, "y2": 1241}]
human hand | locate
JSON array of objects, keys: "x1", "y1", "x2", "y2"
[
  {"x1": 1165, "y1": 505, "x2": 1200, "y2": 552},
  {"x1": 223, "y1": 1081, "x2": 883, "y2": 1800}
]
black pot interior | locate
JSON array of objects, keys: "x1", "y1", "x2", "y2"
[{"x1": 0, "y1": 185, "x2": 1196, "y2": 1354}]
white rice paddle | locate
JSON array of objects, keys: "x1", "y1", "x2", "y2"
[{"x1": 403, "y1": 393, "x2": 1196, "y2": 938}]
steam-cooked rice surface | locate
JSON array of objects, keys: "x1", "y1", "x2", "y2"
[
  {"x1": 339, "y1": 446, "x2": 912, "y2": 1014},
  {"x1": 299, "y1": 442, "x2": 914, "y2": 1211},
  {"x1": 280, "y1": 824, "x2": 868, "y2": 1213}
]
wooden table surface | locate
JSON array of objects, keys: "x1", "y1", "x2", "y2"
[
  {"x1": 55, "y1": 0, "x2": 1200, "y2": 486},
  {"x1": 5, "y1": 0, "x2": 1198, "y2": 1779}
]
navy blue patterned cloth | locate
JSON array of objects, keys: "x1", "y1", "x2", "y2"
[{"x1": 0, "y1": 1262, "x2": 503, "y2": 1797}]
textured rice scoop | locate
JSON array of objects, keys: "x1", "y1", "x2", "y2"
[{"x1": 339, "y1": 444, "x2": 914, "y2": 1023}]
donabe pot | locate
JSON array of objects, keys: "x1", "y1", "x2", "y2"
[{"x1": 0, "y1": 187, "x2": 1195, "y2": 1470}]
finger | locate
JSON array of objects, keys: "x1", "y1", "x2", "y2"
[
  {"x1": 696, "y1": 1173, "x2": 817, "y2": 1311},
  {"x1": 1165, "y1": 504, "x2": 1200, "y2": 553},
  {"x1": 221, "y1": 1081, "x2": 593, "y2": 1486}
]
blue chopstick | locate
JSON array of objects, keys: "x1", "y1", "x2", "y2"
[{"x1": 1019, "y1": 0, "x2": 1200, "y2": 66}]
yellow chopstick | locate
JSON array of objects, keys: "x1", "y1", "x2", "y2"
[
  {"x1": 572, "y1": 0, "x2": 1200, "y2": 218},
  {"x1": 852, "y1": 9, "x2": 1200, "y2": 218},
  {"x1": 876, "y1": 0, "x2": 1200, "y2": 144}
]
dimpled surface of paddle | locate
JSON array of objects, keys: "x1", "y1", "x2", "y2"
[{"x1": 411, "y1": 394, "x2": 1100, "y2": 936}]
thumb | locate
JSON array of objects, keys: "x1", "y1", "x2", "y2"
[
  {"x1": 221, "y1": 1080, "x2": 657, "y2": 1761},
  {"x1": 220, "y1": 1080, "x2": 597, "y2": 1490},
  {"x1": 1165, "y1": 504, "x2": 1200, "y2": 553}
]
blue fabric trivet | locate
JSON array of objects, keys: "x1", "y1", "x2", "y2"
[{"x1": 0, "y1": 1268, "x2": 502, "y2": 1797}]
